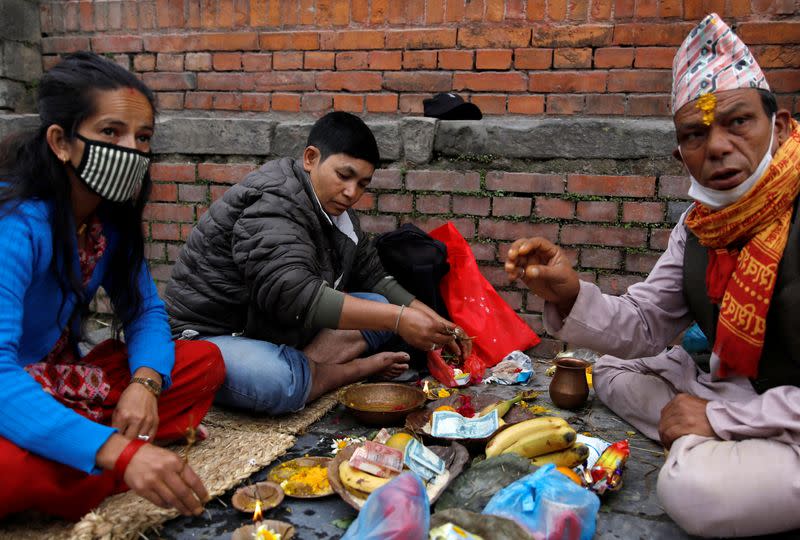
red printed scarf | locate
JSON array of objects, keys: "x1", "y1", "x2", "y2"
[{"x1": 684, "y1": 120, "x2": 800, "y2": 378}]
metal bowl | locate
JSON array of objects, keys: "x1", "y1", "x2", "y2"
[{"x1": 339, "y1": 383, "x2": 426, "y2": 426}]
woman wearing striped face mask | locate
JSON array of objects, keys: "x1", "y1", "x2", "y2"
[{"x1": 0, "y1": 52, "x2": 224, "y2": 520}]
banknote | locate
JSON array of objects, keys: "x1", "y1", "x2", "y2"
[
  {"x1": 430, "y1": 409, "x2": 499, "y2": 439},
  {"x1": 348, "y1": 441, "x2": 403, "y2": 478},
  {"x1": 404, "y1": 439, "x2": 445, "y2": 481}
]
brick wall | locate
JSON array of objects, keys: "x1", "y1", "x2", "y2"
[{"x1": 38, "y1": 1, "x2": 800, "y2": 117}]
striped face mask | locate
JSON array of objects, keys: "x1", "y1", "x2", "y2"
[{"x1": 73, "y1": 134, "x2": 151, "y2": 202}]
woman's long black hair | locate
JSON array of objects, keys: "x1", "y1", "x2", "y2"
[{"x1": 0, "y1": 51, "x2": 157, "y2": 335}]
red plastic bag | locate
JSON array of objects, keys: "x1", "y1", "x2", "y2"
[{"x1": 427, "y1": 222, "x2": 540, "y2": 386}]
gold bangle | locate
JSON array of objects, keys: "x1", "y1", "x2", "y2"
[
  {"x1": 130, "y1": 377, "x2": 162, "y2": 397},
  {"x1": 393, "y1": 305, "x2": 406, "y2": 334}
]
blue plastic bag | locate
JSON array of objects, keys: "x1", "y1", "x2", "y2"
[
  {"x1": 682, "y1": 322, "x2": 711, "y2": 353},
  {"x1": 483, "y1": 464, "x2": 600, "y2": 540},
  {"x1": 341, "y1": 472, "x2": 430, "y2": 540}
]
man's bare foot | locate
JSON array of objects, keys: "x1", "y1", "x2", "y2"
[{"x1": 307, "y1": 351, "x2": 410, "y2": 402}]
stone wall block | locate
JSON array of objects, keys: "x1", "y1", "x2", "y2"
[
  {"x1": 400, "y1": 117, "x2": 436, "y2": 164},
  {"x1": 153, "y1": 116, "x2": 275, "y2": 155},
  {"x1": 3, "y1": 41, "x2": 42, "y2": 82},
  {"x1": 0, "y1": 0, "x2": 40, "y2": 42}
]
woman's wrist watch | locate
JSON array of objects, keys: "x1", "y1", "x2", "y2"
[{"x1": 130, "y1": 377, "x2": 162, "y2": 397}]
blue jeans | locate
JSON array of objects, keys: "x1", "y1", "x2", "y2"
[{"x1": 205, "y1": 293, "x2": 394, "y2": 415}]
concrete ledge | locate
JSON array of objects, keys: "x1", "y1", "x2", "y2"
[{"x1": 0, "y1": 113, "x2": 677, "y2": 162}]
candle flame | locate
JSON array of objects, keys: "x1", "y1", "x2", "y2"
[
  {"x1": 252, "y1": 499, "x2": 263, "y2": 522},
  {"x1": 422, "y1": 380, "x2": 430, "y2": 394}
]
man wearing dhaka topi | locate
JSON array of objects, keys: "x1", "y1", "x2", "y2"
[{"x1": 505, "y1": 14, "x2": 800, "y2": 538}]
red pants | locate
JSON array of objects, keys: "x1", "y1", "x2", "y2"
[{"x1": 0, "y1": 339, "x2": 224, "y2": 521}]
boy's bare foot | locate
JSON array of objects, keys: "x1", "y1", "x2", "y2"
[{"x1": 307, "y1": 351, "x2": 410, "y2": 402}]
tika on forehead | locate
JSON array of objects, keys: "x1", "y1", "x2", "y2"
[{"x1": 671, "y1": 13, "x2": 769, "y2": 120}]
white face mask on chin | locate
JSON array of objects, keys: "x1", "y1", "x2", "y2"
[{"x1": 682, "y1": 114, "x2": 776, "y2": 211}]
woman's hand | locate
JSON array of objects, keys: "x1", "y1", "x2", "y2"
[
  {"x1": 112, "y1": 368, "x2": 161, "y2": 441},
  {"x1": 124, "y1": 445, "x2": 209, "y2": 516}
]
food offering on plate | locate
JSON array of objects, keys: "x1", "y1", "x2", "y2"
[
  {"x1": 231, "y1": 481, "x2": 284, "y2": 513},
  {"x1": 581, "y1": 438, "x2": 630, "y2": 494},
  {"x1": 267, "y1": 456, "x2": 334, "y2": 498},
  {"x1": 327, "y1": 430, "x2": 469, "y2": 511},
  {"x1": 485, "y1": 416, "x2": 590, "y2": 470}
]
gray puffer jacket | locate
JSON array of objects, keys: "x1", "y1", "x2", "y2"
[{"x1": 165, "y1": 157, "x2": 409, "y2": 348}]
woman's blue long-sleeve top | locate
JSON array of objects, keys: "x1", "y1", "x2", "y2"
[{"x1": 0, "y1": 200, "x2": 174, "y2": 474}]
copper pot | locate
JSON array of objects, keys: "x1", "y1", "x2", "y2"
[{"x1": 548, "y1": 357, "x2": 590, "y2": 410}]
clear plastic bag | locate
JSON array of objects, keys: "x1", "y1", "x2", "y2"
[
  {"x1": 341, "y1": 472, "x2": 430, "y2": 540},
  {"x1": 482, "y1": 464, "x2": 600, "y2": 540}
]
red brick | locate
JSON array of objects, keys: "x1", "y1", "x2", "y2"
[
  {"x1": 184, "y1": 92, "x2": 214, "y2": 109},
  {"x1": 145, "y1": 242, "x2": 166, "y2": 261},
  {"x1": 369, "y1": 0, "x2": 388, "y2": 24},
  {"x1": 627, "y1": 95, "x2": 670, "y2": 116},
  {"x1": 561, "y1": 225, "x2": 647, "y2": 247},
  {"x1": 527, "y1": 0, "x2": 546, "y2": 20},
  {"x1": 598, "y1": 274, "x2": 643, "y2": 295},
  {"x1": 454, "y1": 72, "x2": 526, "y2": 92},
  {"x1": 301, "y1": 93, "x2": 334, "y2": 112},
  {"x1": 613, "y1": 23, "x2": 694, "y2": 46},
  {"x1": 210, "y1": 52, "x2": 241, "y2": 71},
  {"x1": 492, "y1": 197, "x2": 532, "y2": 217},
  {"x1": 470, "y1": 94, "x2": 506, "y2": 114},
  {"x1": 403, "y1": 217, "x2": 475, "y2": 239},
  {"x1": 134, "y1": 54, "x2": 157, "y2": 72},
  {"x1": 197, "y1": 72, "x2": 253, "y2": 91},
  {"x1": 649, "y1": 228, "x2": 671, "y2": 250},
  {"x1": 458, "y1": 27, "x2": 531, "y2": 48},
  {"x1": 548, "y1": 0, "x2": 567, "y2": 20},
  {"x1": 91, "y1": 35, "x2": 142, "y2": 53},
  {"x1": 352, "y1": 193, "x2": 375, "y2": 211},
  {"x1": 242, "y1": 53, "x2": 272, "y2": 72},
  {"x1": 384, "y1": 72, "x2": 451, "y2": 92},
  {"x1": 42, "y1": 36, "x2": 91, "y2": 54},
  {"x1": 198, "y1": 163, "x2": 256, "y2": 184},
  {"x1": 272, "y1": 51, "x2": 302, "y2": 70},
  {"x1": 625, "y1": 252, "x2": 661, "y2": 273},
  {"x1": 79, "y1": 0, "x2": 94, "y2": 30},
  {"x1": 371, "y1": 169, "x2": 403, "y2": 189},
  {"x1": 508, "y1": 95, "x2": 545, "y2": 114},
  {"x1": 351, "y1": 0, "x2": 369, "y2": 22},
  {"x1": 485, "y1": 0, "x2": 505, "y2": 21},
  {"x1": 658, "y1": 176, "x2": 691, "y2": 199},
  {"x1": 386, "y1": 0, "x2": 405, "y2": 23},
  {"x1": 369, "y1": 51, "x2": 402, "y2": 71},
  {"x1": 486, "y1": 172, "x2": 564, "y2": 193},
  {"x1": 737, "y1": 22, "x2": 800, "y2": 45},
  {"x1": 254, "y1": 71, "x2": 315, "y2": 91},
  {"x1": 334, "y1": 52, "x2": 367, "y2": 71},
  {"x1": 212, "y1": 93, "x2": 242, "y2": 111},
  {"x1": 366, "y1": 94, "x2": 399, "y2": 113},
  {"x1": 529, "y1": 71, "x2": 606, "y2": 92},
  {"x1": 143, "y1": 72, "x2": 196, "y2": 91},
  {"x1": 378, "y1": 194, "x2": 414, "y2": 213},
  {"x1": 385, "y1": 29, "x2": 457, "y2": 49},
  {"x1": 259, "y1": 32, "x2": 319, "y2": 50},
  {"x1": 531, "y1": 24, "x2": 612, "y2": 47},
  {"x1": 185, "y1": 52, "x2": 212, "y2": 71},
  {"x1": 479, "y1": 221, "x2": 559, "y2": 242},
  {"x1": 658, "y1": 0, "x2": 682, "y2": 17},
  {"x1": 591, "y1": 0, "x2": 612, "y2": 19},
  {"x1": 320, "y1": 30, "x2": 385, "y2": 50},
  {"x1": 150, "y1": 183, "x2": 178, "y2": 202},
  {"x1": 151, "y1": 222, "x2": 181, "y2": 241},
  {"x1": 464, "y1": 0, "x2": 486, "y2": 20},
  {"x1": 751, "y1": 0, "x2": 795, "y2": 14},
  {"x1": 271, "y1": 93, "x2": 302, "y2": 112},
  {"x1": 577, "y1": 201, "x2": 617, "y2": 222},
  {"x1": 242, "y1": 93, "x2": 271, "y2": 111},
  {"x1": 607, "y1": 70, "x2": 670, "y2": 92},
  {"x1": 398, "y1": 94, "x2": 427, "y2": 114},
  {"x1": 534, "y1": 197, "x2": 574, "y2": 218},
  {"x1": 498, "y1": 289, "x2": 523, "y2": 311},
  {"x1": 417, "y1": 194, "x2": 451, "y2": 214},
  {"x1": 180, "y1": 223, "x2": 195, "y2": 240},
  {"x1": 751, "y1": 46, "x2": 800, "y2": 69},
  {"x1": 453, "y1": 196, "x2": 491, "y2": 216},
  {"x1": 427, "y1": 0, "x2": 445, "y2": 23},
  {"x1": 546, "y1": 94, "x2": 584, "y2": 114},
  {"x1": 333, "y1": 94, "x2": 364, "y2": 112},
  {"x1": 143, "y1": 203, "x2": 195, "y2": 222},
  {"x1": 155, "y1": 53, "x2": 183, "y2": 72},
  {"x1": 406, "y1": 170, "x2": 481, "y2": 192},
  {"x1": 634, "y1": 0, "x2": 657, "y2": 17},
  {"x1": 178, "y1": 184, "x2": 208, "y2": 203},
  {"x1": 580, "y1": 248, "x2": 621, "y2": 269},
  {"x1": 594, "y1": 47, "x2": 634, "y2": 68},
  {"x1": 622, "y1": 202, "x2": 664, "y2": 223},
  {"x1": 615, "y1": 0, "x2": 635, "y2": 18},
  {"x1": 317, "y1": 72, "x2": 382, "y2": 92},
  {"x1": 305, "y1": 51, "x2": 335, "y2": 70},
  {"x1": 635, "y1": 47, "x2": 678, "y2": 69},
  {"x1": 476, "y1": 49, "x2": 513, "y2": 70},
  {"x1": 568, "y1": 174, "x2": 655, "y2": 197},
  {"x1": 403, "y1": 51, "x2": 438, "y2": 70},
  {"x1": 514, "y1": 48, "x2": 552, "y2": 69},
  {"x1": 585, "y1": 94, "x2": 626, "y2": 115},
  {"x1": 445, "y1": 0, "x2": 466, "y2": 22},
  {"x1": 360, "y1": 215, "x2": 399, "y2": 234},
  {"x1": 553, "y1": 47, "x2": 592, "y2": 68},
  {"x1": 729, "y1": 0, "x2": 751, "y2": 16},
  {"x1": 767, "y1": 70, "x2": 800, "y2": 93},
  {"x1": 470, "y1": 242, "x2": 497, "y2": 262},
  {"x1": 156, "y1": 92, "x2": 184, "y2": 110},
  {"x1": 438, "y1": 50, "x2": 474, "y2": 70}
]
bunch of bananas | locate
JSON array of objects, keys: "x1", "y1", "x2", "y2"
[{"x1": 485, "y1": 416, "x2": 589, "y2": 468}]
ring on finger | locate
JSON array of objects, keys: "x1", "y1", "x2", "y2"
[
  {"x1": 430, "y1": 343, "x2": 436, "y2": 351},
  {"x1": 137, "y1": 434, "x2": 150, "y2": 441}
]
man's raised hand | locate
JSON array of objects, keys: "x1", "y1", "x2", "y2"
[{"x1": 505, "y1": 237, "x2": 580, "y2": 318}]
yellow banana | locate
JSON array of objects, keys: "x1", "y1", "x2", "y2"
[
  {"x1": 485, "y1": 416, "x2": 569, "y2": 458},
  {"x1": 478, "y1": 390, "x2": 539, "y2": 418},
  {"x1": 338, "y1": 461, "x2": 392, "y2": 494},
  {"x1": 501, "y1": 425, "x2": 577, "y2": 459},
  {"x1": 531, "y1": 443, "x2": 590, "y2": 468}
]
